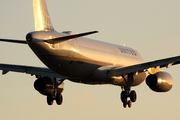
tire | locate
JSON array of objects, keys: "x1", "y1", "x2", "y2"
[
  {"x1": 130, "y1": 90, "x2": 137, "y2": 102},
  {"x1": 128, "y1": 100, "x2": 132, "y2": 108},
  {"x1": 47, "y1": 94, "x2": 53, "y2": 105},
  {"x1": 123, "y1": 100, "x2": 127, "y2": 108},
  {"x1": 56, "y1": 93, "x2": 63, "y2": 105},
  {"x1": 121, "y1": 91, "x2": 127, "y2": 103}
]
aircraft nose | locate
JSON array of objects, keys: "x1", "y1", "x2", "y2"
[{"x1": 26, "y1": 33, "x2": 33, "y2": 41}]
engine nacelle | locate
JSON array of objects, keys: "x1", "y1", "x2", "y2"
[
  {"x1": 34, "y1": 77, "x2": 64, "y2": 96},
  {"x1": 146, "y1": 72, "x2": 173, "y2": 92}
]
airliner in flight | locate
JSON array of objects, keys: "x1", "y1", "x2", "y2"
[{"x1": 0, "y1": 0, "x2": 179, "y2": 108}]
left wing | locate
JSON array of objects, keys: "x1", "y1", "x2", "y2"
[
  {"x1": 0, "y1": 63, "x2": 65, "y2": 78},
  {"x1": 108, "y1": 55, "x2": 180, "y2": 77}
]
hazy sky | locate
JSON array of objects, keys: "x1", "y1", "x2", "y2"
[{"x1": 0, "y1": 0, "x2": 180, "y2": 120}]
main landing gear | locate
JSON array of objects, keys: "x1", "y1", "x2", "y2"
[
  {"x1": 120, "y1": 73, "x2": 137, "y2": 108},
  {"x1": 121, "y1": 88, "x2": 137, "y2": 108},
  {"x1": 47, "y1": 78, "x2": 65, "y2": 105},
  {"x1": 47, "y1": 93, "x2": 63, "y2": 105}
]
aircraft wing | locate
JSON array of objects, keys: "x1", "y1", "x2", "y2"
[
  {"x1": 0, "y1": 63, "x2": 65, "y2": 78},
  {"x1": 108, "y1": 55, "x2": 180, "y2": 77}
]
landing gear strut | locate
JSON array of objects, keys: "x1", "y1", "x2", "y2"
[{"x1": 120, "y1": 73, "x2": 137, "y2": 108}]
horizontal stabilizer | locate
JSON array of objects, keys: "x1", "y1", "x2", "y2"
[
  {"x1": 46, "y1": 31, "x2": 99, "y2": 44},
  {"x1": 0, "y1": 39, "x2": 27, "y2": 44}
]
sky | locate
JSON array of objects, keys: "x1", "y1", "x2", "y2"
[{"x1": 0, "y1": 0, "x2": 180, "y2": 119}]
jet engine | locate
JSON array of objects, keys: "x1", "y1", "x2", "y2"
[
  {"x1": 34, "y1": 76, "x2": 64, "y2": 105},
  {"x1": 146, "y1": 72, "x2": 173, "y2": 92}
]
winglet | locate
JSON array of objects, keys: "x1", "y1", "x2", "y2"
[{"x1": 46, "y1": 31, "x2": 99, "y2": 44}]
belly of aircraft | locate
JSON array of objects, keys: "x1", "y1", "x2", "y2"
[{"x1": 37, "y1": 55, "x2": 100, "y2": 79}]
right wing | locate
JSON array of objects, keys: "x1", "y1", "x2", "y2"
[
  {"x1": 0, "y1": 63, "x2": 65, "y2": 78},
  {"x1": 108, "y1": 55, "x2": 180, "y2": 77}
]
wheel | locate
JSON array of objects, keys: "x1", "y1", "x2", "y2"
[
  {"x1": 56, "y1": 93, "x2": 63, "y2": 105},
  {"x1": 128, "y1": 100, "x2": 132, "y2": 108},
  {"x1": 121, "y1": 91, "x2": 127, "y2": 102},
  {"x1": 47, "y1": 94, "x2": 53, "y2": 105},
  {"x1": 130, "y1": 90, "x2": 137, "y2": 102},
  {"x1": 123, "y1": 100, "x2": 127, "y2": 108}
]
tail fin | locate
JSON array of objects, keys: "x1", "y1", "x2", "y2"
[{"x1": 33, "y1": 0, "x2": 55, "y2": 31}]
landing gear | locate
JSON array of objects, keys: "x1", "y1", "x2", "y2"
[
  {"x1": 128, "y1": 100, "x2": 132, "y2": 108},
  {"x1": 46, "y1": 78, "x2": 65, "y2": 106},
  {"x1": 47, "y1": 93, "x2": 63, "y2": 105},
  {"x1": 56, "y1": 93, "x2": 63, "y2": 105},
  {"x1": 120, "y1": 89, "x2": 137, "y2": 108},
  {"x1": 123, "y1": 100, "x2": 127, "y2": 108},
  {"x1": 120, "y1": 73, "x2": 137, "y2": 108},
  {"x1": 130, "y1": 90, "x2": 136, "y2": 102},
  {"x1": 121, "y1": 91, "x2": 126, "y2": 102},
  {"x1": 47, "y1": 94, "x2": 53, "y2": 105}
]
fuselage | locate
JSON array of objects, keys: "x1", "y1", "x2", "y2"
[{"x1": 27, "y1": 31, "x2": 147, "y2": 86}]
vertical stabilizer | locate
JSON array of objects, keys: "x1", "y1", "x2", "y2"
[{"x1": 33, "y1": 0, "x2": 55, "y2": 31}]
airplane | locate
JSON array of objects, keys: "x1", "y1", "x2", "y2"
[{"x1": 0, "y1": 0, "x2": 179, "y2": 108}]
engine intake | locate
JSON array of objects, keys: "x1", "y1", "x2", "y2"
[{"x1": 146, "y1": 72, "x2": 173, "y2": 92}]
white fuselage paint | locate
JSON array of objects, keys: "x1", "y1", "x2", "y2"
[{"x1": 27, "y1": 31, "x2": 147, "y2": 87}]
